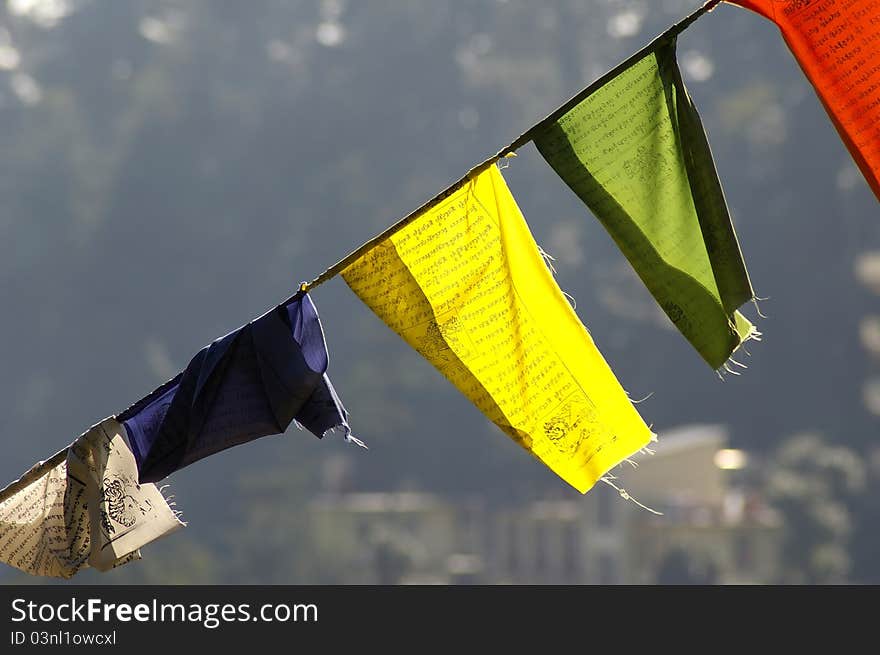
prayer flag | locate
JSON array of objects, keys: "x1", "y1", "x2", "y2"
[
  {"x1": 730, "y1": 0, "x2": 880, "y2": 200},
  {"x1": 533, "y1": 37, "x2": 756, "y2": 370},
  {"x1": 119, "y1": 292, "x2": 357, "y2": 484},
  {"x1": 341, "y1": 164, "x2": 652, "y2": 493},
  {"x1": 0, "y1": 418, "x2": 182, "y2": 578}
]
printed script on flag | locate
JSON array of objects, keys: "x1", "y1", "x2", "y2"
[
  {"x1": 533, "y1": 37, "x2": 756, "y2": 370},
  {"x1": 341, "y1": 164, "x2": 652, "y2": 493},
  {"x1": 730, "y1": 0, "x2": 880, "y2": 200},
  {"x1": 0, "y1": 418, "x2": 182, "y2": 578}
]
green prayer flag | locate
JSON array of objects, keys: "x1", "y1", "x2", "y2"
[{"x1": 533, "y1": 36, "x2": 756, "y2": 370}]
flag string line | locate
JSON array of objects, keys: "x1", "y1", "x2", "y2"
[
  {"x1": 295, "y1": 0, "x2": 723, "y2": 296},
  {"x1": 0, "y1": 445, "x2": 70, "y2": 504},
  {"x1": 0, "y1": 1, "x2": 722, "y2": 507}
]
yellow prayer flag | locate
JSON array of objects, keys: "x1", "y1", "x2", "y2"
[{"x1": 341, "y1": 164, "x2": 652, "y2": 493}]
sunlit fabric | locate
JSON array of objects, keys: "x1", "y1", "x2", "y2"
[
  {"x1": 118, "y1": 292, "x2": 352, "y2": 483},
  {"x1": 533, "y1": 37, "x2": 756, "y2": 369},
  {"x1": 341, "y1": 165, "x2": 652, "y2": 493},
  {"x1": 729, "y1": 0, "x2": 880, "y2": 200},
  {"x1": 0, "y1": 418, "x2": 182, "y2": 578}
]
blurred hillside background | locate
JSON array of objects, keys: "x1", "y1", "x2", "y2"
[{"x1": 0, "y1": 0, "x2": 878, "y2": 584}]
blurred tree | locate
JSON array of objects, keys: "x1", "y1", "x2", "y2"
[
  {"x1": 655, "y1": 548, "x2": 719, "y2": 585},
  {"x1": 372, "y1": 539, "x2": 412, "y2": 585},
  {"x1": 850, "y1": 447, "x2": 880, "y2": 584},
  {"x1": 765, "y1": 433, "x2": 866, "y2": 584},
  {"x1": 0, "y1": 0, "x2": 878, "y2": 584}
]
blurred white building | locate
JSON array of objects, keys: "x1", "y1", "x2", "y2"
[{"x1": 308, "y1": 424, "x2": 781, "y2": 584}]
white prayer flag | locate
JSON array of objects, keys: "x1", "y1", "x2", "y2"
[{"x1": 0, "y1": 418, "x2": 183, "y2": 578}]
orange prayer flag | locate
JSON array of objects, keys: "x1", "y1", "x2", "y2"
[{"x1": 730, "y1": 0, "x2": 880, "y2": 200}]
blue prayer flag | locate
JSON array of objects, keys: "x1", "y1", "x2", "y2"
[{"x1": 118, "y1": 292, "x2": 357, "y2": 483}]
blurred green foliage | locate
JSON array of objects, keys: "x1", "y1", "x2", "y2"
[{"x1": 0, "y1": 0, "x2": 877, "y2": 583}]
